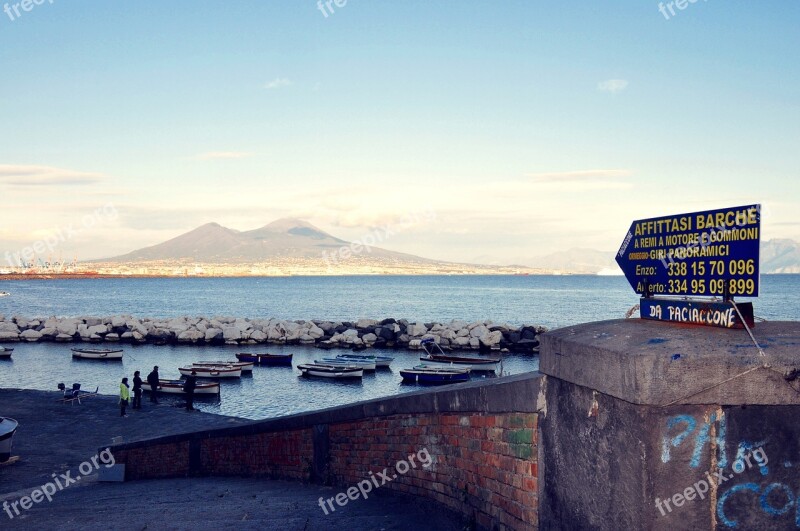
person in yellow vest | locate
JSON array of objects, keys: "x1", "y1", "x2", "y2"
[{"x1": 119, "y1": 377, "x2": 130, "y2": 418}]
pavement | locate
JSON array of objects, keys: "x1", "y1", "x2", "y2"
[{"x1": 0, "y1": 389, "x2": 465, "y2": 530}]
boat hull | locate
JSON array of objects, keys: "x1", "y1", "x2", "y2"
[
  {"x1": 419, "y1": 355, "x2": 500, "y2": 372},
  {"x1": 142, "y1": 380, "x2": 220, "y2": 395},
  {"x1": 179, "y1": 367, "x2": 241, "y2": 378},
  {"x1": 317, "y1": 358, "x2": 376, "y2": 371},
  {"x1": 336, "y1": 354, "x2": 394, "y2": 367},
  {"x1": 0, "y1": 417, "x2": 18, "y2": 463},
  {"x1": 298, "y1": 364, "x2": 363, "y2": 379},
  {"x1": 71, "y1": 349, "x2": 123, "y2": 360},
  {"x1": 236, "y1": 353, "x2": 293, "y2": 366},
  {"x1": 400, "y1": 369, "x2": 471, "y2": 384},
  {"x1": 193, "y1": 361, "x2": 254, "y2": 372}
]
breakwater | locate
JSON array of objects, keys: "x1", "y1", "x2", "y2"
[{"x1": 0, "y1": 315, "x2": 544, "y2": 353}]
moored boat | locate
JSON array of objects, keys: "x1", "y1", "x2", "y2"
[
  {"x1": 317, "y1": 357, "x2": 376, "y2": 371},
  {"x1": 0, "y1": 417, "x2": 19, "y2": 463},
  {"x1": 71, "y1": 348, "x2": 123, "y2": 360},
  {"x1": 0, "y1": 291, "x2": 9, "y2": 297},
  {"x1": 193, "y1": 361, "x2": 254, "y2": 372},
  {"x1": 142, "y1": 379, "x2": 220, "y2": 395},
  {"x1": 0, "y1": 347, "x2": 13, "y2": 359},
  {"x1": 400, "y1": 365, "x2": 471, "y2": 384},
  {"x1": 178, "y1": 366, "x2": 241, "y2": 378},
  {"x1": 236, "y1": 352, "x2": 293, "y2": 366},
  {"x1": 298, "y1": 363, "x2": 363, "y2": 379},
  {"x1": 335, "y1": 353, "x2": 394, "y2": 367},
  {"x1": 419, "y1": 354, "x2": 501, "y2": 372}
]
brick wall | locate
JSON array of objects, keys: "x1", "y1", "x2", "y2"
[
  {"x1": 109, "y1": 373, "x2": 542, "y2": 530},
  {"x1": 328, "y1": 412, "x2": 538, "y2": 529}
]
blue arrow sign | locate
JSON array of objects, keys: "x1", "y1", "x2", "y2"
[{"x1": 616, "y1": 205, "x2": 761, "y2": 298}]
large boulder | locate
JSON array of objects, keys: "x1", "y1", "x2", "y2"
[
  {"x1": 57, "y1": 320, "x2": 79, "y2": 336},
  {"x1": 222, "y1": 327, "x2": 242, "y2": 341},
  {"x1": 20, "y1": 329, "x2": 43, "y2": 342},
  {"x1": 407, "y1": 323, "x2": 427, "y2": 337},
  {"x1": 480, "y1": 330, "x2": 503, "y2": 348},
  {"x1": 469, "y1": 325, "x2": 489, "y2": 338},
  {"x1": 250, "y1": 329, "x2": 267, "y2": 342},
  {"x1": 0, "y1": 322, "x2": 20, "y2": 334},
  {"x1": 0, "y1": 331, "x2": 20, "y2": 341},
  {"x1": 178, "y1": 329, "x2": 204, "y2": 344},
  {"x1": 205, "y1": 328, "x2": 223, "y2": 342},
  {"x1": 87, "y1": 324, "x2": 108, "y2": 336},
  {"x1": 362, "y1": 333, "x2": 378, "y2": 344}
]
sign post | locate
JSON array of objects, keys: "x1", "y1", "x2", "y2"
[{"x1": 616, "y1": 204, "x2": 760, "y2": 329}]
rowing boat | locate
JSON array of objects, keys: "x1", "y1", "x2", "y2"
[
  {"x1": 193, "y1": 361, "x2": 254, "y2": 372},
  {"x1": 400, "y1": 365, "x2": 471, "y2": 384},
  {"x1": 178, "y1": 366, "x2": 241, "y2": 378},
  {"x1": 335, "y1": 353, "x2": 394, "y2": 367},
  {"x1": 71, "y1": 348, "x2": 124, "y2": 360},
  {"x1": 0, "y1": 347, "x2": 12, "y2": 359},
  {"x1": 419, "y1": 354, "x2": 500, "y2": 372},
  {"x1": 0, "y1": 417, "x2": 18, "y2": 463},
  {"x1": 235, "y1": 352, "x2": 293, "y2": 366},
  {"x1": 142, "y1": 379, "x2": 221, "y2": 395},
  {"x1": 316, "y1": 358, "x2": 376, "y2": 371},
  {"x1": 297, "y1": 363, "x2": 363, "y2": 379}
]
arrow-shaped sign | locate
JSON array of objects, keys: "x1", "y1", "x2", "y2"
[{"x1": 615, "y1": 204, "x2": 761, "y2": 298}]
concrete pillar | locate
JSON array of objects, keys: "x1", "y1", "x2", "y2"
[{"x1": 538, "y1": 319, "x2": 800, "y2": 530}]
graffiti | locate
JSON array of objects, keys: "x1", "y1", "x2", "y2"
[
  {"x1": 717, "y1": 481, "x2": 800, "y2": 528},
  {"x1": 661, "y1": 412, "x2": 727, "y2": 468}
]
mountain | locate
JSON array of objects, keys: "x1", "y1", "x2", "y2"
[
  {"x1": 761, "y1": 238, "x2": 800, "y2": 273},
  {"x1": 98, "y1": 218, "x2": 437, "y2": 264}
]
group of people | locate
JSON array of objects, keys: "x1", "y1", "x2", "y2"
[{"x1": 118, "y1": 366, "x2": 198, "y2": 417}]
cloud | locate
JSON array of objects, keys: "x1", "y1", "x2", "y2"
[
  {"x1": 0, "y1": 165, "x2": 103, "y2": 186},
  {"x1": 597, "y1": 79, "x2": 629, "y2": 94},
  {"x1": 528, "y1": 169, "x2": 633, "y2": 183},
  {"x1": 264, "y1": 77, "x2": 292, "y2": 89},
  {"x1": 195, "y1": 151, "x2": 253, "y2": 160}
]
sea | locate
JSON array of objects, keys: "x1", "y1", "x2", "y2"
[{"x1": 1, "y1": 275, "x2": 798, "y2": 419}]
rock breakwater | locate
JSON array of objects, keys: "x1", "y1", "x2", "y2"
[{"x1": 0, "y1": 315, "x2": 544, "y2": 353}]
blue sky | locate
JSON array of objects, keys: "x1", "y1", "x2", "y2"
[{"x1": 1, "y1": 1, "x2": 798, "y2": 264}]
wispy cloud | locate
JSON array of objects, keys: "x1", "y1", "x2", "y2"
[
  {"x1": 264, "y1": 77, "x2": 292, "y2": 90},
  {"x1": 528, "y1": 169, "x2": 633, "y2": 183},
  {"x1": 0, "y1": 165, "x2": 103, "y2": 186},
  {"x1": 195, "y1": 151, "x2": 253, "y2": 160},
  {"x1": 597, "y1": 79, "x2": 629, "y2": 94}
]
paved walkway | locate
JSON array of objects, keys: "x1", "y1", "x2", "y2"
[{"x1": 0, "y1": 389, "x2": 464, "y2": 530}]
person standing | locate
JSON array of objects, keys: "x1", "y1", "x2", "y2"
[
  {"x1": 119, "y1": 377, "x2": 130, "y2": 417},
  {"x1": 132, "y1": 371, "x2": 143, "y2": 410},
  {"x1": 147, "y1": 366, "x2": 160, "y2": 404},
  {"x1": 183, "y1": 371, "x2": 197, "y2": 411}
]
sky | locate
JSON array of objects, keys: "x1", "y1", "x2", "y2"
[{"x1": 0, "y1": 1, "x2": 798, "y2": 266}]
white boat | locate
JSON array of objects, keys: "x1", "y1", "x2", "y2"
[
  {"x1": 0, "y1": 347, "x2": 13, "y2": 359},
  {"x1": 336, "y1": 354, "x2": 394, "y2": 367},
  {"x1": 142, "y1": 379, "x2": 220, "y2": 395},
  {"x1": 0, "y1": 292, "x2": 9, "y2": 297},
  {"x1": 192, "y1": 361, "x2": 254, "y2": 373},
  {"x1": 419, "y1": 355, "x2": 500, "y2": 372},
  {"x1": 71, "y1": 348, "x2": 123, "y2": 360},
  {"x1": 178, "y1": 366, "x2": 241, "y2": 378},
  {"x1": 0, "y1": 417, "x2": 19, "y2": 463},
  {"x1": 316, "y1": 358, "x2": 376, "y2": 371},
  {"x1": 298, "y1": 363, "x2": 363, "y2": 379}
]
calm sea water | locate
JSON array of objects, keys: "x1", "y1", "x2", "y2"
[{"x1": 1, "y1": 275, "x2": 797, "y2": 419}]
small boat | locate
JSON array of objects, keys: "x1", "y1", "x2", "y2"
[
  {"x1": 0, "y1": 291, "x2": 9, "y2": 297},
  {"x1": 419, "y1": 355, "x2": 501, "y2": 372},
  {"x1": 298, "y1": 363, "x2": 363, "y2": 379},
  {"x1": 317, "y1": 358, "x2": 376, "y2": 371},
  {"x1": 420, "y1": 337, "x2": 501, "y2": 372},
  {"x1": 0, "y1": 417, "x2": 19, "y2": 463},
  {"x1": 236, "y1": 352, "x2": 293, "y2": 366},
  {"x1": 336, "y1": 354, "x2": 394, "y2": 367},
  {"x1": 193, "y1": 361, "x2": 254, "y2": 372},
  {"x1": 0, "y1": 347, "x2": 13, "y2": 359},
  {"x1": 400, "y1": 365, "x2": 471, "y2": 384},
  {"x1": 142, "y1": 379, "x2": 220, "y2": 395},
  {"x1": 178, "y1": 366, "x2": 241, "y2": 378},
  {"x1": 71, "y1": 348, "x2": 123, "y2": 360}
]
